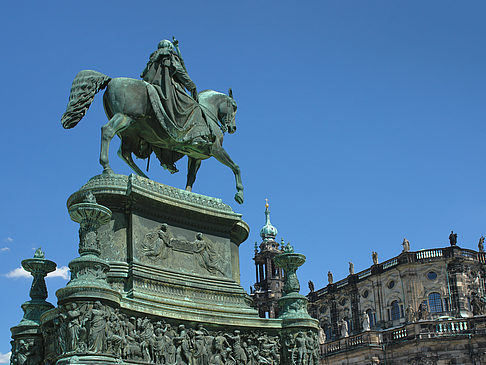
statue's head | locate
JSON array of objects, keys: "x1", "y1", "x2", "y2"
[{"x1": 158, "y1": 40, "x2": 173, "y2": 50}]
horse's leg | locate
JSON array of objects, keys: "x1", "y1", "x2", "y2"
[
  {"x1": 100, "y1": 113, "x2": 133, "y2": 174},
  {"x1": 210, "y1": 141, "x2": 244, "y2": 204},
  {"x1": 185, "y1": 157, "x2": 201, "y2": 191},
  {"x1": 117, "y1": 138, "x2": 149, "y2": 179}
]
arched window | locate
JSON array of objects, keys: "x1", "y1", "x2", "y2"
[
  {"x1": 391, "y1": 300, "x2": 400, "y2": 320},
  {"x1": 428, "y1": 292, "x2": 443, "y2": 313}
]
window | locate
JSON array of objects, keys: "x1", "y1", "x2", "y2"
[
  {"x1": 388, "y1": 280, "x2": 395, "y2": 289},
  {"x1": 363, "y1": 290, "x2": 369, "y2": 298},
  {"x1": 427, "y1": 271, "x2": 437, "y2": 280},
  {"x1": 391, "y1": 300, "x2": 400, "y2": 320},
  {"x1": 428, "y1": 292, "x2": 443, "y2": 313}
]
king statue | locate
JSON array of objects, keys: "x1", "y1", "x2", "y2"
[{"x1": 61, "y1": 38, "x2": 244, "y2": 204}]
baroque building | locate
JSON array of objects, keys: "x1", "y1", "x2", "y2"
[
  {"x1": 251, "y1": 202, "x2": 284, "y2": 318},
  {"x1": 306, "y1": 237, "x2": 486, "y2": 364}
]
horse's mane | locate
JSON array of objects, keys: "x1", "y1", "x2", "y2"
[{"x1": 198, "y1": 89, "x2": 223, "y2": 98}]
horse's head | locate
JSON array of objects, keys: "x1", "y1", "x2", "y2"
[{"x1": 219, "y1": 88, "x2": 237, "y2": 134}]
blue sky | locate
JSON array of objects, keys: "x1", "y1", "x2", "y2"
[{"x1": 1, "y1": 1, "x2": 486, "y2": 360}]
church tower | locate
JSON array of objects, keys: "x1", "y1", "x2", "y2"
[{"x1": 251, "y1": 200, "x2": 284, "y2": 318}]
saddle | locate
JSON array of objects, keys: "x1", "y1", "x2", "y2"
[{"x1": 145, "y1": 82, "x2": 214, "y2": 145}]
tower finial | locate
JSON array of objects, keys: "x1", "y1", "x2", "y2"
[{"x1": 260, "y1": 198, "x2": 278, "y2": 241}]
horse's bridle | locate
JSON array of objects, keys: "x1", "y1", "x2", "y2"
[{"x1": 199, "y1": 96, "x2": 236, "y2": 133}]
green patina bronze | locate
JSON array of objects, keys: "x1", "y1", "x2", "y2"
[
  {"x1": 9, "y1": 38, "x2": 320, "y2": 365},
  {"x1": 10, "y1": 249, "x2": 57, "y2": 364},
  {"x1": 61, "y1": 39, "x2": 244, "y2": 204},
  {"x1": 275, "y1": 243, "x2": 317, "y2": 323}
]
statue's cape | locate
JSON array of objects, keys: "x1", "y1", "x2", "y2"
[{"x1": 146, "y1": 82, "x2": 214, "y2": 144}]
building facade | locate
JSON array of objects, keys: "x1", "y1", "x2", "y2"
[{"x1": 307, "y1": 240, "x2": 486, "y2": 364}]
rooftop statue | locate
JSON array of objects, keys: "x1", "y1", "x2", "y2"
[
  {"x1": 61, "y1": 38, "x2": 244, "y2": 204},
  {"x1": 449, "y1": 230, "x2": 457, "y2": 246}
]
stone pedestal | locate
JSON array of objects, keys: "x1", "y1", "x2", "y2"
[{"x1": 41, "y1": 174, "x2": 290, "y2": 365}]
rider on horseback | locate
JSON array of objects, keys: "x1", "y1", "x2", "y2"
[
  {"x1": 141, "y1": 39, "x2": 199, "y2": 102},
  {"x1": 140, "y1": 39, "x2": 208, "y2": 173}
]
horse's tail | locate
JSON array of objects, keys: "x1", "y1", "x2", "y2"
[{"x1": 61, "y1": 70, "x2": 111, "y2": 129}]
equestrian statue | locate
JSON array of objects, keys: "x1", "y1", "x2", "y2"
[{"x1": 61, "y1": 38, "x2": 244, "y2": 204}]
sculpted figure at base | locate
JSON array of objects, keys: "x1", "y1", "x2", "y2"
[
  {"x1": 417, "y1": 302, "x2": 429, "y2": 320},
  {"x1": 43, "y1": 301, "x2": 282, "y2": 365},
  {"x1": 471, "y1": 291, "x2": 486, "y2": 316},
  {"x1": 10, "y1": 339, "x2": 42, "y2": 365},
  {"x1": 339, "y1": 318, "x2": 349, "y2": 338},
  {"x1": 405, "y1": 304, "x2": 416, "y2": 323},
  {"x1": 362, "y1": 312, "x2": 370, "y2": 331},
  {"x1": 61, "y1": 38, "x2": 244, "y2": 204},
  {"x1": 318, "y1": 327, "x2": 326, "y2": 345},
  {"x1": 282, "y1": 330, "x2": 318, "y2": 365}
]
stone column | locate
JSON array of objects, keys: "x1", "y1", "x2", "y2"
[
  {"x1": 275, "y1": 243, "x2": 319, "y2": 365},
  {"x1": 56, "y1": 191, "x2": 121, "y2": 305},
  {"x1": 10, "y1": 248, "x2": 56, "y2": 365}
]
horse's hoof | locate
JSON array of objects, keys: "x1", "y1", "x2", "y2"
[
  {"x1": 234, "y1": 191, "x2": 244, "y2": 204},
  {"x1": 102, "y1": 168, "x2": 115, "y2": 176}
]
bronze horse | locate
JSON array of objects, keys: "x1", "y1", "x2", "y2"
[{"x1": 61, "y1": 70, "x2": 243, "y2": 204}]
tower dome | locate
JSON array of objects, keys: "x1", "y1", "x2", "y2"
[{"x1": 260, "y1": 200, "x2": 278, "y2": 241}]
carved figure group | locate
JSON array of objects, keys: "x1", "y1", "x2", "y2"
[
  {"x1": 141, "y1": 225, "x2": 225, "y2": 277},
  {"x1": 44, "y1": 301, "x2": 281, "y2": 365},
  {"x1": 283, "y1": 330, "x2": 319, "y2": 365},
  {"x1": 10, "y1": 338, "x2": 42, "y2": 365}
]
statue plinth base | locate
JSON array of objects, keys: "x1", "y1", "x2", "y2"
[
  {"x1": 30, "y1": 174, "x2": 323, "y2": 365},
  {"x1": 59, "y1": 174, "x2": 266, "y2": 325}
]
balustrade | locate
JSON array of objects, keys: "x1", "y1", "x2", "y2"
[{"x1": 416, "y1": 249, "x2": 443, "y2": 260}]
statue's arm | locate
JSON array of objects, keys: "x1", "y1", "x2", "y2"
[{"x1": 171, "y1": 55, "x2": 196, "y2": 93}]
